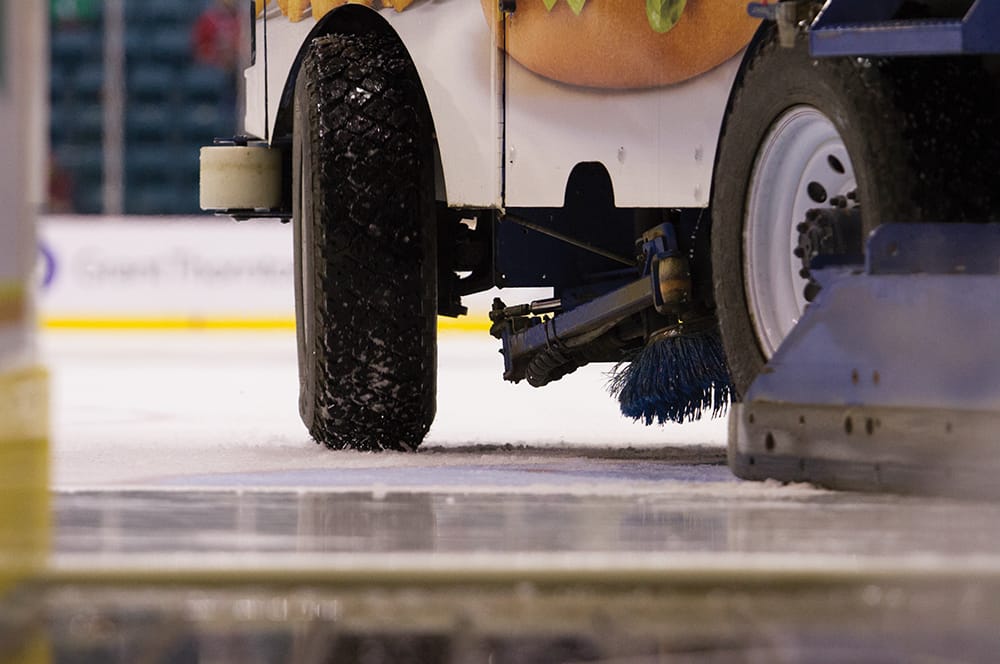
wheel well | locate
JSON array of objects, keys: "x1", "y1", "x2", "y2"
[
  {"x1": 708, "y1": 20, "x2": 773, "y2": 212},
  {"x1": 559, "y1": 162, "x2": 712, "y2": 307},
  {"x1": 273, "y1": 5, "x2": 445, "y2": 198}
]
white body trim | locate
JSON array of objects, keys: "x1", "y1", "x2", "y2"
[
  {"x1": 244, "y1": 3, "x2": 742, "y2": 209},
  {"x1": 506, "y1": 56, "x2": 739, "y2": 207}
]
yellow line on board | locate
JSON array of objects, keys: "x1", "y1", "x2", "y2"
[
  {"x1": 438, "y1": 316, "x2": 491, "y2": 334},
  {"x1": 42, "y1": 316, "x2": 493, "y2": 333},
  {"x1": 43, "y1": 318, "x2": 297, "y2": 331}
]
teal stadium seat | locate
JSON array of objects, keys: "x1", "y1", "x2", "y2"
[
  {"x1": 182, "y1": 66, "x2": 229, "y2": 105},
  {"x1": 128, "y1": 64, "x2": 175, "y2": 104},
  {"x1": 126, "y1": 105, "x2": 172, "y2": 142},
  {"x1": 180, "y1": 103, "x2": 234, "y2": 143},
  {"x1": 71, "y1": 63, "x2": 105, "y2": 104},
  {"x1": 130, "y1": 0, "x2": 193, "y2": 27},
  {"x1": 50, "y1": 0, "x2": 231, "y2": 214},
  {"x1": 148, "y1": 27, "x2": 194, "y2": 66},
  {"x1": 126, "y1": 144, "x2": 170, "y2": 182},
  {"x1": 71, "y1": 107, "x2": 105, "y2": 143},
  {"x1": 51, "y1": 28, "x2": 102, "y2": 63},
  {"x1": 54, "y1": 144, "x2": 104, "y2": 213}
]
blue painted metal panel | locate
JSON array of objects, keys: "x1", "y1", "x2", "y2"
[
  {"x1": 866, "y1": 223, "x2": 1000, "y2": 276},
  {"x1": 811, "y1": 21, "x2": 964, "y2": 57},
  {"x1": 810, "y1": 0, "x2": 1000, "y2": 56},
  {"x1": 963, "y1": 0, "x2": 1000, "y2": 53},
  {"x1": 743, "y1": 223, "x2": 1000, "y2": 415}
]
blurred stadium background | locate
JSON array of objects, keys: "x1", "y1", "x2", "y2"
[{"x1": 49, "y1": 0, "x2": 242, "y2": 216}]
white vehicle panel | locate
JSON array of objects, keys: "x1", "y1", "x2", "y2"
[
  {"x1": 505, "y1": 56, "x2": 741, "y2": 208},
  {"x1": 246, "y1": 2, "x2": 750, "y2": 211},
  {"x1": 249, "y1": 2, "x2": 503, "y2": 208},
  {"x1": 243, "y1": 52, "x2": 266, "y2": 140}
]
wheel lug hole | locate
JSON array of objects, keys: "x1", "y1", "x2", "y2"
[{"x1": 807, "y1": 181, "x2": 828, "y2": 203}]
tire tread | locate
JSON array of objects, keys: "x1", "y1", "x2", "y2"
[{"x1": 297, "y1": 32, "x2": 436, "y2": 451}]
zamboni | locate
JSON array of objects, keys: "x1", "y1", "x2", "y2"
[{"x1": 201, "y1": 0, "x2": 1000, "y2": 495}]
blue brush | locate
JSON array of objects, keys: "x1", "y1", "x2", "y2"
[{"x1": 609, "y1": 324, "x2": 733, "y2": 425}]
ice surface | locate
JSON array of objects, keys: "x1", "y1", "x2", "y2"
[
  {"x1": 43, "y1": 330, "x2": 727, "y2": 488},
  {"x1": 41, "y1": 329, "x2": 1000, "y2": 650}
]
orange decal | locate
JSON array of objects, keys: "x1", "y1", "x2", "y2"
[
  {"x1": 270, "y1": 0, "x2": 413, "y2": 23},
  {"x1": 277, "y1": 0, "x2": 309, "y2": 22},
  {"x1": 312, "y1": 0, "x2": 342, "y2": 20},
  {"x1": 272, "y1": 0, "x2": 414, "y2": 22},
  {"x1": 384, "y1": 0, "x2": 414, "y2": 11},
  {"x1": 481, "y1": 0, "x2": 759, "y2": 88}
]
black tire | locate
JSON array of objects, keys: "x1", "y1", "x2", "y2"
[
  {"x1": 712, "y1": 25, "x2": 1000, "y2": 397},
  {"x1": 292, "y1": 32, "x2": 437, "y2": 451}
]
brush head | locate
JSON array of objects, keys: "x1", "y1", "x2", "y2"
[{"x1": 609, "y1": 326, "x2": 733, "y2": 424}]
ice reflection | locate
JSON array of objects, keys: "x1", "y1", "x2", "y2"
[{"x1": 54, "y1": 489, "x2": 1000, "y2": 559}]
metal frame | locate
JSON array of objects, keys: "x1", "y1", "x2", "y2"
[
  {"x1": 731, "y1": 223, "x2": 1000, "y2": 497},
  {"x1": 810, "y1": 0, "x2": 1000, "y2": 57}
]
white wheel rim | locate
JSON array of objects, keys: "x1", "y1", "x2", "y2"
[{"x1": 744, "y1": 106, "x2": 857, "y2": 358}]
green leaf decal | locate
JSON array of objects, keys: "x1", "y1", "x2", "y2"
[
  {"x1": 646, "y1": 0, "x2": 686, "y2": 33},
  {"x1": 543, "y1": 0, "x2": 558, "y2": 11},
  {"x1": 566, "y1": 0, "x2": 587, "y2": 15}
]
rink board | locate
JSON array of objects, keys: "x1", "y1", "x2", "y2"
[{"x1": 38, "y1": 216, "x2": 515, "y2": 332}]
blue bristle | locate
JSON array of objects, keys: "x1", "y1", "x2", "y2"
[{"x1": 609, "y1": 330, "x2": 733, "y2": 425}]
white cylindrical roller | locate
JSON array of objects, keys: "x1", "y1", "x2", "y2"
[{"x1": 200, "y1": 145, "x2": 282, "y2": 211}]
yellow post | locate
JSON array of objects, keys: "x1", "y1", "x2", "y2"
[{"x1": 0, "y1": 1, "x2": 51, "y2": 662}]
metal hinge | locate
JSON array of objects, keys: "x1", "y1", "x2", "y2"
[{"x1": 748, "y1": 1, "x2": 820, "y2": 47}]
